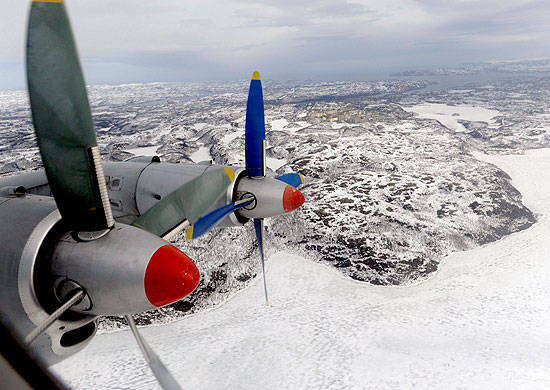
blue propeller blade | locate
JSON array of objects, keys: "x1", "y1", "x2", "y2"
[
  {"x1": 275, "y1": 172, "x2": 304, "y2": 189},
  {"x1": 254, "y1": 218, "x2": 269, "y2": 306},
  {"x1": 245, "y1": 71, "x2": 265, "y2": 177},
  {"x1": 187, "y1": 197, "x2": 253, "y2": 239}
]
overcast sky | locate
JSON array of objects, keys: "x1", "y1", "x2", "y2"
[{"x1": 1, "y1": 0, "x2": 550, "y2": 89}]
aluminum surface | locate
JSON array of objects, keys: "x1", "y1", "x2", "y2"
[
  {"x1": 0, "y1": 195, "x2": 96, "y2": 365},
  {"x1": 236, "y1": 176, "x2": 289, "y2": 219},
  {"x1": 50, "y1": 223, "x2": 165, "y2": 315},
  {"x1": 135, "y1": 162, "x2": 209, "y2": 213}
]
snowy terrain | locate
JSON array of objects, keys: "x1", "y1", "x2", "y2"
[
  {"x1": 400, "y1": 77, "x2": 550, "y2": 153},
  {"x1": 54, "y1": 149, "x2": 550, "y2": 389},
  {"x1": 0, "y1": 77, "x2": 543, "y2": 322},
  {"x1": 1, "y1": 66, "x2": 549, "y2": 387}
]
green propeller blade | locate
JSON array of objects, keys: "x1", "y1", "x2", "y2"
[
  {"x1": 132, "y1": 167, "x2": 235, "y2": 238},
  {"x1": 27, "y1": 0, "x2": 113, "y2": 231}
]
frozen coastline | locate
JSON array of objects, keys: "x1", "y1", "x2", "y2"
[{"x1": 54, "y1": 149, "x2": 550, "y2": 389}]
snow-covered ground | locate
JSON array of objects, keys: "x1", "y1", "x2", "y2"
[
  {"x1": 404, "y1": 103, "x2": 501, "y2": 132},
  {"x1": 53, "y1": 150, "x2": 550, "y2": 389},
  {"x1": 266, "y1": 156, "x2": 287, "y2": 171},
  {"x1": 190, "y1": 146, "x2": 212, "y2": 163},
  {"x1": 125, "y1": 145, "x2": 159, "y2": 156},
  {"x1": 268, "y1": 117, "x2": 311, "y2": 133}
]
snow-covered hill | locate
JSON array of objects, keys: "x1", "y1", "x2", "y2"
[{"x1": 54, "y1": 149, "x2": 550, "y2": 389}]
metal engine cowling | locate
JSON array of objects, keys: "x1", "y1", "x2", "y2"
[
  {"x1": 49, "y1": 223, "x2": 200, "y2": 316},
  {"x1": 0, "y1": 195, "x2": 96, "y2": 365}
]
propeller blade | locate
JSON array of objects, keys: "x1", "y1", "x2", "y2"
[
  {"x1": 25, "y1": 289, "x2": 85, "y2": 345},
  {"x1": 132, "y1": 167, "x2": 235, "y2": 238},
  {"x1": 27, "y1": 0, "x2": 113, "y2": 232},
  {"x1": 125, "y1": 315, "x2": 182, "y2": 390},
  {"x1": 253, "y1": 218, "x2": 269, "y2": 306},
  {"x1": 187, "y1": 197, "x2": 254, "y2": 240},
  {"x1": 275, "y1": 172, "x2": 304, "y2": 189},
  {"x1": 245, "y1": 71, "x2": 266, "y2": 177}
]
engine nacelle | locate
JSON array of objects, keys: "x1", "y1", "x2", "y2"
[
  {"x1": 0, "y1": 195, "x2": 96, "y2": 366},
  {"x1": 0, "y1": 193, "x2": 201, "y2": 365},
  {"x1": 198, "y1": 166, "x2": 305, "y2": 228},
  {"x1": 49, "y1": 224, "x2": 200, "y2": 315}
]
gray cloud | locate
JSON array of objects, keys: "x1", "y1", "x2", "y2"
[{"x1": 1, "y1": 0, "x2": 550, "y2": 89}]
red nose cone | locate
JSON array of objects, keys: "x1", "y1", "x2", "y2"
[
  {"x1": 283, "y1": 185, "x2": 305, "y2": 213},
  {"x1": 144, "y1": 245, "x2": 200, "y2": 307}
]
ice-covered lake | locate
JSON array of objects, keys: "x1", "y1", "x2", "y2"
[
  {"x1": 404, "y1": 103, "x2": 501, "y2": 132},
  {"x1": 54, "y1": 150, "x2": 550, "y2": 389}
]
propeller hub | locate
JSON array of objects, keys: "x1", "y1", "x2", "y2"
[
  {"x1": 283, "y1": 185, "x2": 305, "y2": 213},
  {"x1": 144, "y1": 245, "x2": 200, "y2": 307},
  {"x1": 236, "y1": 177, "x2": 305, "y2": 219}
]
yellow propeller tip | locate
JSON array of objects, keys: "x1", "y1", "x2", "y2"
[
  {"x1": 252, "y1": 71, "x2": 261, "y2": 80},
  {"x1": 224, "y1": 167, "x2": 236, "y2": 182},
  {"x1": 185, "y1": 225, "x2": 194, "y2": 240}
]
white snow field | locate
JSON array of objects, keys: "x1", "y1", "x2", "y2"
[
  {"x1": 266, "y1": 156, "x2": 287, "y2": 171},
  {"x1": 190, "y1": 146, "x2": 212, "y2": 163},
  {"x1": 404, "y1": 103, "x2": 501, "y2": 132},
  {"x1": 54, "y1": 149, "x2": 550, "y2": 389},
  {"x1": 125, "y1": 145, "x2": 159, "y2": 156}
]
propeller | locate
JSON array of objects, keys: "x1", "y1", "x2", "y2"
[
  {"x1": 167, "y1": 71, "x2": 304, "y2": 245},
  {"x1": 182, "y1": 72, "x2": 305, "y2": 305},
  {"x1": 29, "y1": 1, "x2": 237, "y2": 241},
  {"x1": 245, "y1": 72, "x2": 270, "y2": 305},
  {"x1": 253, "y1": 218, "x2": 269, "y2": 305},
  {"x1": 27, "y1": 0, "x2": 113, "y2": 233},
  {"x1": 25, "y1": 289, "x2": 85, "y2": 345},
  {"x1": 26, "y1": 2, "x2": 188, "y2": 389},
  {"x1": 275, "y1": 172, "x2": 304, "y2": 189},
  {"x1": 245, "y1": 71, "x2": 266, "y2": 177},
  {"x1": 187, "y1": 196, "x2": 254, "y2": 240},
  {"x1": 126, "y1": 315, "x2": 182, "y2": 390},
  {"x1": 132, "y1": 167, "x2": 236, "y2": 239}
]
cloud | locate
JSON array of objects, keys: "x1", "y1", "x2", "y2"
[{"x1": 1, "y1": 0, "x2": 550, "y2": 88}]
